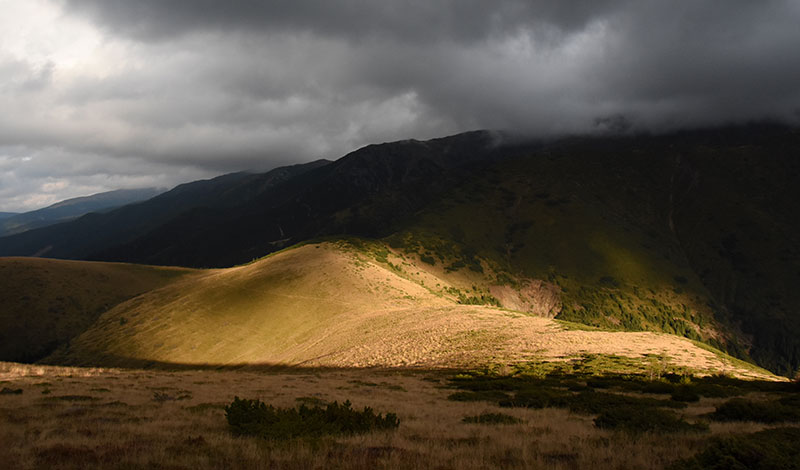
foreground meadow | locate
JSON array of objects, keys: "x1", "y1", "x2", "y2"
[{"x1": 0, "y1": 361, "x2": 797, "y2": 470}]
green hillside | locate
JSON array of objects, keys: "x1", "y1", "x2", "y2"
[{"x1": 383, "y1": 149, "x2": 723, "y2": 340}]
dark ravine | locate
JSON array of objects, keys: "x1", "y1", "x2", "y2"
[{"x1": 0, "y1": 124, "x2": 798, "y2": 376}]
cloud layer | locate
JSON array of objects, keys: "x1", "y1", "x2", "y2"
[{"x1": 2, "y1": 0, "x2": 799, "y2": 211}]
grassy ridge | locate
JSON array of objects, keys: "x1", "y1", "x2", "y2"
[
  {"x1": 17, "y1": 242, "x2": 774, "y2": 381},
  {"x1": 44, "y1": 242, "x2": 446, "y2": 367}
]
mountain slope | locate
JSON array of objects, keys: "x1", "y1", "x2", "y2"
[
  {"x1": 374, "y1": 126, "x2": 800, "y2": 375},
  {"x1": 0, "y1": 257, "x2": 192, "y2": 363},
  {"x1": 0, "y1": 187, "x2": 165, "y2": 237},
  {"x1": 1, "y1": 125, "x2": 798, "y2": 376},
  {"x1": 87, "y1": 131, "x2": 505, "y2": 267},
  {"x1": 38, "y1": 241, "x2": 772, "y2": 379},
  {"x1": 0, "y1": 160, "x2": 329, "y2": 261}
]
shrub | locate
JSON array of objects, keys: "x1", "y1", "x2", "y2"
[
  {"x1": 778, "y1": 394, "x2": 800, "y2": 408},
  {"x1": 224, "y1": 397, "x2": 399, "y2": 440},
  {"x1": 641, "y1": 381, "x2": 675, "y2": 394},
  {"x1": 689, "y1": 383, "x2": 740, "y2": 398},
  {"x1": 567, "y1": 391, "x2": 685, "y2": 415},
  {"x1": 153, "y1": 390, "x2": 192, "y2": 402},
  {"x1": 499, "y1": 388, "x2": 569, "y2": 409},
  {"x1": 671, "y1": 386, "x2": 701, "y2": 402},
  {"x1": 671, "y1": 427, "x2": 800, "y2": 470},
  {"x1": 708, "y1": 398, "x2": 800, "y2": 423},
  {"x1": 585, "y1": 377, "x2": 615, "y2": 389},
  {"x1": 449, "y1": 375, "x2": 527, "y2": 391},
  {"x1": 462, "y1": 412, "x2": 522, "y2": 425},
  {"x1": 448, "y1": 390, "x2": 511, "y2": 402},
  {"x1": 594, "y1": 406, "x2": 707, "y2": 434}
]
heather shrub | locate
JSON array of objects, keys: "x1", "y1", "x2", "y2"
[
  {"x1": 671, "y1": 385, "x2": 701, "y2": 402},
  {"x1": 594, "y1": 406, "x2": 707, "y2": 434},
  {"x1": 671, "y1": 427, "x2": 800, "y2": 470},
  {"x1": 462, "y1": 412, "x2": 522, "y2": 425},
  {"x1": 708, "y1": 398, "x2": 800, "y2": 423},
  {"x1": 448, "y1": 390, "x2": 511, "y2": 402},
  {"x1": 224, "y1": 397, "x2": 399, "y2": 440},
  {"x1": 641, "y1": 381, "x2": 675, "y2": 394}
]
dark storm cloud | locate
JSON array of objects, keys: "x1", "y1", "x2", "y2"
[
  {"x1": 2, "y1": 0, "x2": 799, "y2": 211},
  {"x1": 60, "y1": 0, "x2": 800, "y2": 132},
  {"x1": 62, "y1": 0, "x2": 628, "y2": 44}
]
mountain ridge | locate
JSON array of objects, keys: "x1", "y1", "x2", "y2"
[
  {"x1": 0, "y1": 187, "x2": 166, "y2": 237},
  {"x1": 0, "y1": 124, "x2": 798, "y2": 376},
  {"x1": 1, "y1": 243, "x2": 775, "y2": 381}
]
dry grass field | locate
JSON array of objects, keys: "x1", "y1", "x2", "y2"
[
  {"x1": 1, "y1": 242, "x2": 794, "y2": 469},
  {"x1": 1, "y1": 361, "x2": 796, "y2": 470}
]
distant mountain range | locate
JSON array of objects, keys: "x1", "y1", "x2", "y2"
[
  {"x1": 0, "y1": 187, "x2": 166, "y2": 237},
  {"x1": 0, "y1": 124, "x2": 798, "y2": 377}
]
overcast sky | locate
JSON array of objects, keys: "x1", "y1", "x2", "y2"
[{"x1": 1, "y1": 0, "x2": 799, "y2": 212}]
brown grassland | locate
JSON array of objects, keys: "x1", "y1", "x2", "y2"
[
  {"x1": 5, "y1": 243, "x2": 775, "y2": 381},
  {"x1": 1, "y1": 242, "x2": 795, "y2": 469},
  {"x1": 1, "y1": 361, "x2": 796, "y2": 470}
]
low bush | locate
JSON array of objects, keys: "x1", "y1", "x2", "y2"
[
  {"x1": 671, "y1": 386, "x2": 700, "y2": 402},
  {"x1": 225, "y1": 397, "x2": 399, "y2": 440},
  {"x1": 449, "y1": 375, "x2": 542, "y2": 392},
  {"x1": 671, "y1": 427, "x2": 800, "y2": 470},
  {"x1": 778, "y1": 394, "x2": 800, "y2": 408},
  {"x1": 594, "y1": 406, "x2": 707, "y2": 434},
  {"x1": 498, "y1": 388, "x2": 569, "y2": 409},
  {"x1": 153, "y1": 390, "x2": 192, "y2": 402},
  {"x1": 585, "y1": 377, "x2": 615, "y2": 389},
  {"x1": 641, "y1": 381, "x2": 675, "y2": 394},
  {"x1": 420, "y1": 254, "x2": 436, "y2": 265},
  {"x1": 462, "y1": 412, "x2": 522, "y2": 425},
  {"x1": 567, "y1": 391, "x2": 685, "y2": 415},
  {"x1": 688, "y1": 383, "x2": 740, "y2": 398},
  {"x1": 448, "y1": 390, "x2": 512, "y2": 402},
  {"x1": 708, "y1": 398, "x2": 800, "y2": 423}
]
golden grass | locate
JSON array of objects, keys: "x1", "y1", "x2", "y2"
[
  {"x1": 24, "y1": 243, "x2": 774, "y2": 381},
  {"x1": 0, "y1": 361, "x2": 793, "y2": 470}
]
